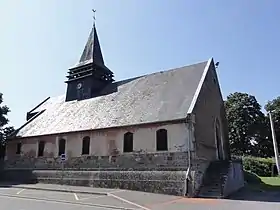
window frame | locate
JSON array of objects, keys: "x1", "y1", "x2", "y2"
[
  {"x1": 156, "y1": 129, "x2": 168, "y2": 151},
  {"x1": 82, "y1": 136, "x2": 90, "y2": 155},
  {"x1": 16, "y1": 142, "x2": 22, "y2": 155},
  {"x1": 58, "y1": 138, "x2": 66, "y2": 156},
  {"x1": 37, "y1": 141, "x2": 45, "y2": 157},
  {"x1": 123, "y1": 132, "x2": 133, "y2": 153}
]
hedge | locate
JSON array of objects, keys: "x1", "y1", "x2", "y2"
[{"x1": 241, "y1": 156, "x2": 275, "y2": 177}]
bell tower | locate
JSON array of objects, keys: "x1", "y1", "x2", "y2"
[{"x1": 65, "y1": 13, "x2": 114, "y2": 102}]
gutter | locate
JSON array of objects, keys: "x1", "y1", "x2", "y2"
[{"x1": 185, "y1": 113, "x2": 195, "y2": 196}]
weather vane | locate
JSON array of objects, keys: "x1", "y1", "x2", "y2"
[{"x1": 92, "y1": 9, "x2": 96, "y2": 26}]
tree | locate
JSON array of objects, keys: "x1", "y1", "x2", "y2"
[
  {"x1": 263, "y1": 97, "x2": 280, "y2": 157},
  {"x1": 225, "y1": 92, "x2": 266, "y2": 156},
  {"x1": 0, "y1": 93, "x2": 15, "y2": 158},
  {"x1": 251, "y1": 116, "x2": 274, "y2": 158}
]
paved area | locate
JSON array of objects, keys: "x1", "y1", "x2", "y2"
[
  {"x1": 0, "y1": 184, "x2": 279, "y2": 210},
  {"x1": 229, "y1": 186, "x2": 280, "y2": 202},
  {"x1": 0, "y1": 183, "x2": 112, "y2": 195}
]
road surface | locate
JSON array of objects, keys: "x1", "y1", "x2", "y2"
[{"x1": 0, "y1": 184, "x2": 279, "y2": 210}]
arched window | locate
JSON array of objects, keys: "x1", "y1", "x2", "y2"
[
  {"x1": 215, "y1": 119, "x2": 223, "y2": 160},
  {"x1": 38, "y1": 141, "x2": 45, "y2": 157},
  {"x1": 215, "y1": 120, "x2": 221, "y2": 144},
  {"x1": 156, "y1": 129, "x2": 168, "y2": 151},
  {"x1": 123, "y1": 132, "x2": 133, "y2": 153},
  {"x1": 58, "y1": 138, "x2": 66, "y2": 156},
  {"x1": 82, "y1": 136, "x2": 90, "y2": 155},
  {"x1": 16, "y1": 142, "x2": 22, "y2": 154}
]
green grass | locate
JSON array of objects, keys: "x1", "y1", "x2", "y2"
[
  {"x1": 244, "y1": 171, "x2": 280, "y2": 191},
  {"x1": 260, "y1": 177, "x2": 280, "y2": 186}
]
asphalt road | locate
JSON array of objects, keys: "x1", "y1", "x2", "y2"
[{"x1": 0, "y1": 185, "x2": 279, "y2": 210}]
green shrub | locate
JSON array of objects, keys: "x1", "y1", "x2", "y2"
[{"x1": 242, "y1": 156, "x2": 275, "y2": 177}]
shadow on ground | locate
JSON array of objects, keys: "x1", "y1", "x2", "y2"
[
  {"x1": 0, "y1": 169, "x2": 38, "y2": 188},
  {"x1": 228, "y1": 172, "x2": 280, "y2": 202},
  {"x1": 0, "y1": 180, "x2": 38, "y2": 188}
]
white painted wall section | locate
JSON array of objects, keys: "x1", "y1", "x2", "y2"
[{"x1": 6, "y1": 122, "x2": 192, "y2": 159}]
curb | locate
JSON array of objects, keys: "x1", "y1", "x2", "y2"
[{"x1": 4, "y1": 185, "x2": 108, "y2": 196}]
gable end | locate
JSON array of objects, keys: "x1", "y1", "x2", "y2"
[{"x1": 190, "y1": 59, "x2": 229, "y2": 160}]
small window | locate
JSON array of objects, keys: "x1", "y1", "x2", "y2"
[
  {"x1": 156, "y1": 129, "x2": 168, "y2": 151},
  {"x1": 38, "y1": 141, "x2": 45, "y2": 157},
  {"x1": 16, "y1": 143, "x2": 21, "y2": 154},
  {"x1": 123, "y1": 132, "x2": 133, "y2": 153},
  {"x1": 58, "y1": 138, "x2": 66, "y2": 156},
  {"x1": 82, "y1": 136, "x2": 90, "y2": 155}
]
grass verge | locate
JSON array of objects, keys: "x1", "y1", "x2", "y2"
[{"x1": 244, "y1": 170, "x2": 280, "y2": 191}]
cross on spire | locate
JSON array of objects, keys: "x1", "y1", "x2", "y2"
[{"x1": 92, "y1": 9, "x2": 96, "y2": 27}]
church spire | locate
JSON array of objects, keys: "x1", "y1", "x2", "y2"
[
  {"x1": 70, "y1": 9, "x2": 108, "y2": 69},
  {"x1": 78, "y1": 25, "x2": 104, "y2": 66},
  {"x1": 65, "y1": 10, "x2": 114, "y2": 102},
  {"x1": 92, "y1": 9, "x2": 96, "y2": 27},
  {"x1": 74, "y1": 10, "x2": 104, "y2": 68}
]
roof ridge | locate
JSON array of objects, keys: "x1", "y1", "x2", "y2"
[
  {"x1": 16, "y1": 60, "x2": 210, "y2": 137},
  {"x1": 44, "y1": 60, "x2": 209, "y2": 100},
  {"x1": 114, "y1": 60, "x2": 209, "y2": 85}
]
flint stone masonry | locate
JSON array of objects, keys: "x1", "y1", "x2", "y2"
[
  {"x1": 4, "y1": 152, "x2": 189, "y2": 169},
  {"x1": 190, "y1": 158, "x2": 210, "y2": 194},
  {"x1": 2, "y1": 152, "x2": 212, "y2": 196},
  {"x1": 1, "y1": 169, "x2": 188, "y2": 196},
  {"x1": 2, "y1": 152, "x2": 192, "y2": 196},
  {"x1": 223, "y1": 160, "x2": 244, "y2": 197}
]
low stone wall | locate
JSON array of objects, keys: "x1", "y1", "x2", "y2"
[
  {"x1": 1, "y1": 169, "x2": 188, "y2": 196},
  {"x1": 0, "y1": 169, "x2": 37, "y2": 183},
  {"x1": 4, "y1": 152, "x2": 189, "y2": 170},
  {"x1": 223, "y1": 160, "x2": 244, "y2": 197},
  {"x1": 2, "y1": 152, "x2": 208, "y2": 196},
  {"x1": 190, "y1": 158, "x2": 210, "y2": 196}
]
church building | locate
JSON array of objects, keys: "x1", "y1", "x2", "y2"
[{"x1": 3, "y1": 21, "x2": 244, "y2": 198}]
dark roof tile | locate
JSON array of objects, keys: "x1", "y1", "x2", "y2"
[{"x1": 17, "y1": 60, "x2": 210, "y2": 137}]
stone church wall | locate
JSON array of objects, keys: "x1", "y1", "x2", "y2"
[
  {"x1": 1, "y1": 169, "x2": 189, "y2": 196},
  {"x1": 1, "y1": 155, "x2": 210, "y2": 197},
  {"x1": 4, "y1": 151, "x2": 190, "y2": 169},
  {"x1": 6, "y1": 123, "x2": 192, "y2": 159},
  {"x1": 3, "y1": 123, "x2": 201, "y2": 196},
  {"x1": 2, "y1": 151, "x2": 193, "y2": 196},
  {"x1": 191, "y1": 60, "x2": 229, "y2": 160}
]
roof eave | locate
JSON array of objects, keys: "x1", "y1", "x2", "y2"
[{"x1": 14, "y1": 118, "x2": 187, "y2": 140}]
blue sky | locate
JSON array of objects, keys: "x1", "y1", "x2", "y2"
[{"x1": 0, "y1": 0, "x2": 279, "y2": 128}]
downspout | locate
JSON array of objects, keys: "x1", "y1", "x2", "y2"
[{"x1": 185, "y1": 113, "x2": 195, "y2": 196}]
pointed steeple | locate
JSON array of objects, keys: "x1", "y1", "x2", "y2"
[
  {"x1": 77, "y1": 25, "x2": 105, "y2": 67},
  {"x1": 65, "y1": 18, "x2": 114, "y2": 102}
]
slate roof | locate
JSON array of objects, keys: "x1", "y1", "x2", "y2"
[
  {"x1": 16, "y1": 60, "x2": 210, "y2": 138},
  {"x1": 70, "y1": 26, "x2": 106, "y2": 69}
]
